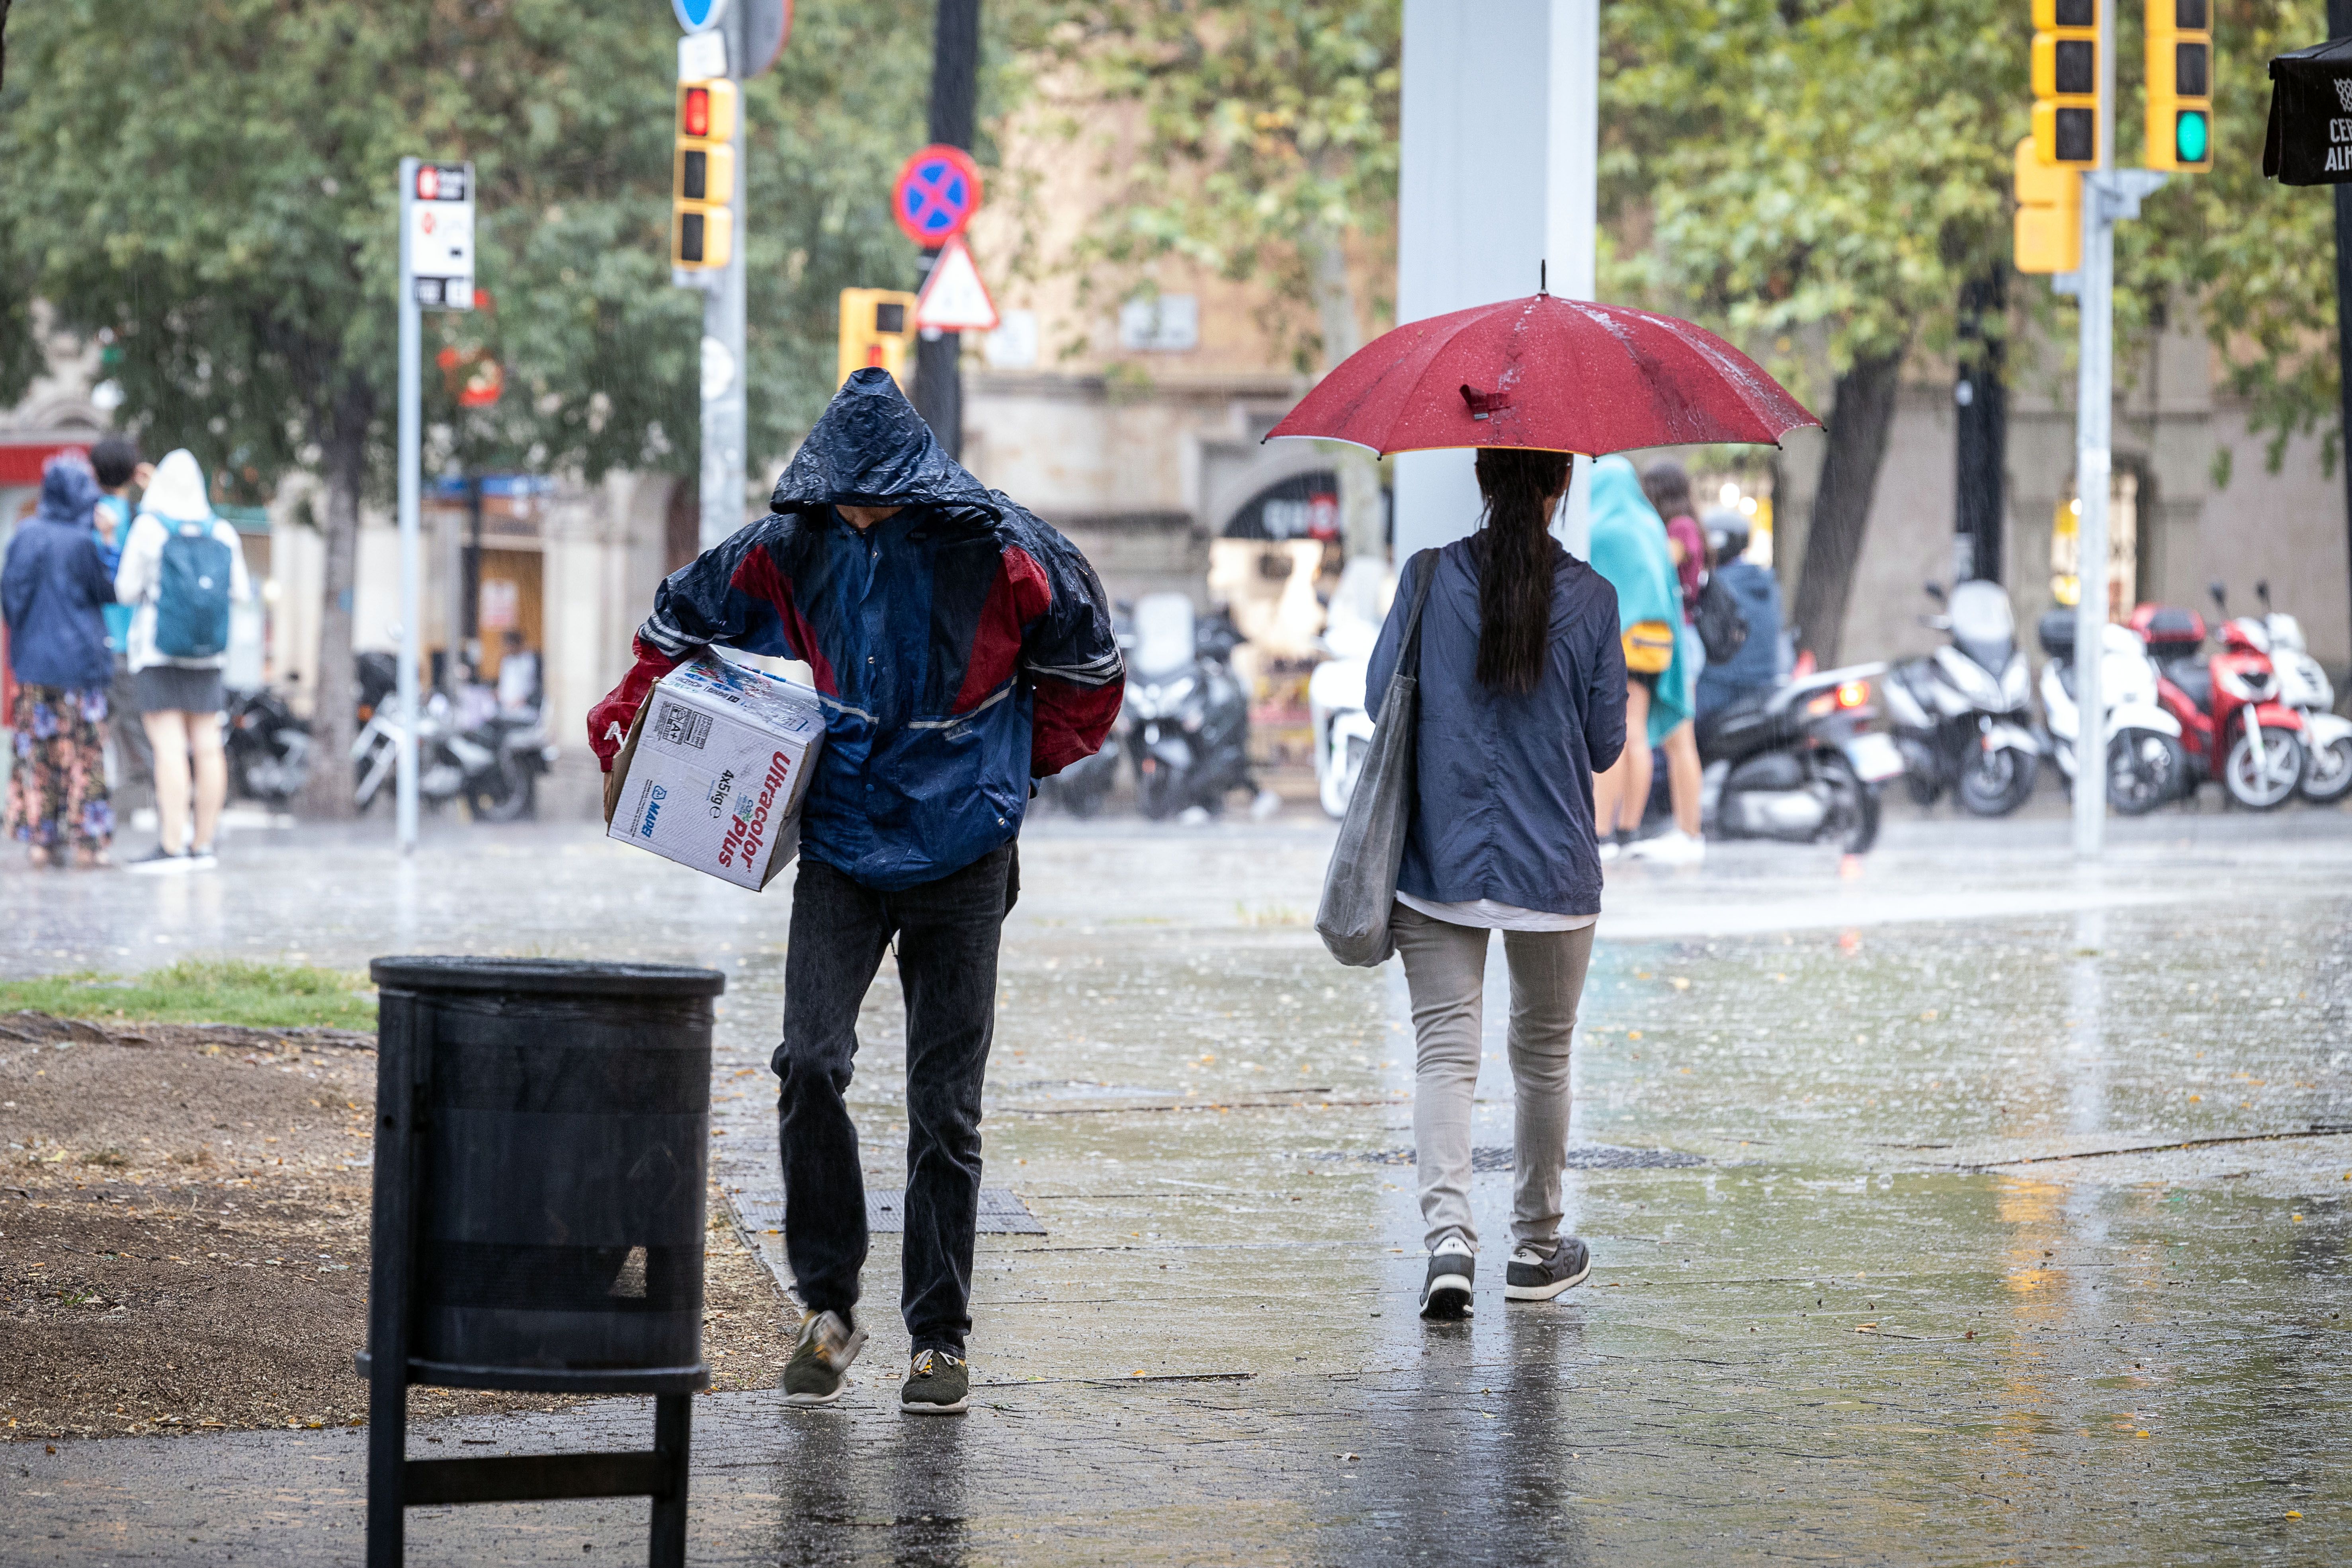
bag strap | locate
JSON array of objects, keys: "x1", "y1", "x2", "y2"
[{"x1": 1397, "y1": 547, "x2": 1439, "y2": 677}]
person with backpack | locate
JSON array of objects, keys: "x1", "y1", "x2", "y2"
[
  {"x1": 2, "y1": 454, "x2": 118, "y2": 867},
  {"x1": 1627, "y1": 459, "x2": 1712, "y2": 863},
  {"x1": 89, "y1": 436, "x2": 155, "y2": 800},
  {"x1": 1588, "y1": 457, "x2": 1691, "y2": 861},
  {"x1": 1362, "y1": 447, "x2": 1625, "y2": 1320},
  {"x1": 112, "y1": 449, "x2": 248, "y2": 873}
]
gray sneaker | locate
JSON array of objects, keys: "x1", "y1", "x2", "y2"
[
  {"x1": 900, "y1": 1347, "x2": 970, "y2": 1415},
  {"x1": 782, "y1": 1309, "x2": 867, "y2": 1406},
  {"x1": 1504, "y1": 1236, "x2": 1592, "y2": 1301},
  {"x1": 1418, "y1": 1244, "x2": 1475, "y2": 1320}
]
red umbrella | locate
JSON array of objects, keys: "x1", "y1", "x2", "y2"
[{"x1": 1265, "y1": 293, "x2": 1816, "y2": 455}]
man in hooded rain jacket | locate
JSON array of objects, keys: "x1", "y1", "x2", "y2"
[{"x1": 588, "y1": 370, "x2": 1124, "y2": 1415}]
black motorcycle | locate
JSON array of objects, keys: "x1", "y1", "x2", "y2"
[
  {"x1": 225, "y1": 685, "x2": 313, "y2": 805},
  {"x1": 1695, "y1": 662, "x2": 1902, "y2": 853},
  {"x1": 1039, "y1": 602, "x2": 1131, "y2": 818},
  {"x1": 1120, "y1": 594, "x2": 1259, "y2": 820}
]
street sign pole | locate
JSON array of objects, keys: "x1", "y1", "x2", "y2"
[
  {"x1": 395, "y1": 159, "x2": 424, "y2": 855},
  {"x1": 697, "y1": 15, "x2": 748, "y2": 553}
]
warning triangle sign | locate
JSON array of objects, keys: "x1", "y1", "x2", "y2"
[{"x1": 914, "y1": 236, "x2": 1000, "y2": 333}]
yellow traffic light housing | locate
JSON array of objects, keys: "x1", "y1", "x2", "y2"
[
  {"x1": 837, "y1": 289, "x2": 918, "y2": 391},
  {"x1": 672, "y1": 79, "x2": 740, "y2": 271},
  {"x1": 2145, "y1": 0, "x2": 2213, "y2": 171},
  {"x1": 2013, "y1": 137, "x2": 2082, "y2": 273},
  {"x1": 2031, "y1": 0, "x2": 2102, "y2": 168}
]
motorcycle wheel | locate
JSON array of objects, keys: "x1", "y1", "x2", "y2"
[
  {"x1": 2106, "y1": 729, "x2": 2186, "y2": 817},
  {"x1": 2223, "y1": 729, "x2": 2304, "y2": 810},
  {"x1": 1816, "y1": 756, "x2": 1881, "y2": 855},
  {"x1": 1956, "y1": 745, "x2": 2036, "y2": 816},
  {"x1": 467, "y1": 758, "x2": 533, "y2": 823},
  {"x1": 1136, "y1": 763, "x2": 1188, "y2": 822},
  {"x1": 2299, "y1": 732, "x2": 2352, "y2": 805}
]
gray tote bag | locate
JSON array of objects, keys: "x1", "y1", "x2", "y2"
[{"x1": 1316, "y1": 549, "x2": 1437, "y2": 968}]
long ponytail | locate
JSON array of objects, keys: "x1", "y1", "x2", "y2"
[{"x1": 1471, "y1": 447, "x2": 1572, "y2": 693}]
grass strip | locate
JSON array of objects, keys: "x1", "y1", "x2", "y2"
[{"x1": 0, "y1": 959, "x2": 376, "y2": 1031}]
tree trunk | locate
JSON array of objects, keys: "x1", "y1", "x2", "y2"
[
  {"x1": 1792, "y1": 350, "x2": 1904, "y2": 665},
  {"x1": 299, "y1": 376, "x2": 373, "y2": 820},
  {"x1": 1308, "y1": 226, "x2": 1384, "y2": 561}
]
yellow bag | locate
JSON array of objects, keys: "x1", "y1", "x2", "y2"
[{"x1": 1622, "y1": 619, "x2": 1676, "y2": 674}]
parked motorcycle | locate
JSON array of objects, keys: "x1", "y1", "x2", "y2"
[
  {"x1": 354, "y1": 687, "x2": 541, "y2": 820},
  {"x1": 2134, "y1": 592, "x2": 2308, "y2": 810},
  {"x1": 2252, "y1": 580, "x2": 2352, "y2": 804},
  {"x1": 1040, "y1": 604, "x2": 1131, "y2": 818},
  {"x1": 1882, "y1": 580, "x2": 2039, "y2": 815},
  {"x1": 1121, "y1": 592, "x2": 1261, "y2": 821},
  {"x1": 2035, "y1": 612, "x2": 2187, "y2": 816},
  {"x1": 224, "y1": 685, "x2": 313, "y2": 805},
  {"x1": 1694, "y1": 662, "x2": 1899, "y2": 853}
]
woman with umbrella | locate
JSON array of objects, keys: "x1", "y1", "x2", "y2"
[{"x1": 1272, "y1": 290, "x2": 1813, "y2": 1318}]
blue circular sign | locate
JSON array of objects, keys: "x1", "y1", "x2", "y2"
[{"x1": 673, "y1": 0, "x2": 729, "y2": 32}]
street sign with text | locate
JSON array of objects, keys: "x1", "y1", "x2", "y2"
[
  {"x1": 2265, "y1": 37, "x2": 2352, "y2": 182},
  {"x1": 407, "y1": 162, "x2": 475, "y2": 310}
]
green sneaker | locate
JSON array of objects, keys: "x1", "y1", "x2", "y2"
[
  {"x1": 899, "y1": 1347, "x2": 970, "y2": 1415},
  {"x1": 782, "y1": 1310, "x2": 867, "y2": 1407}
]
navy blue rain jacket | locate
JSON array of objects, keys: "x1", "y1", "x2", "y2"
[
  {"x1": 3, "y1": 459, "x2": 116, "y2": 690},
  {"x1": 590, "y1": 370, "x2": 1124, "y2": 891},
  {"x1": 1696, "y1": 558, "x2": 1783, "y2": 706},
  {"x1": 1367, "y1": 536, "x2": 1627, "y2": 918}
]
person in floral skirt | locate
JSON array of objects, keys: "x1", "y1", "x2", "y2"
[{"x1": 2, "y1": 454, "x2": 117, "y2": 865}]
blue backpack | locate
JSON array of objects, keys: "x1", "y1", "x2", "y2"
[{"x1": 156, "y1": 520, "x2": 234, "y2": 659}]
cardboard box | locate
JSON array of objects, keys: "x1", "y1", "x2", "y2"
[{"x1": 602, "y1": 654, "x2": 826, "y2": 890}]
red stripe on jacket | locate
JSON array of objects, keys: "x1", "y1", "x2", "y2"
[
  {"x1": 730, "y1": 546, "x2": 837, "y2": 695},
  {"x1": 949, "y1": 545, "x2": 1053, "y2": 716}
]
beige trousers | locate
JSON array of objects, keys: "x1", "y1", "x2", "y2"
[{"x1": 1391, "y1": 902, "x2": 1594, "y2": 1255}]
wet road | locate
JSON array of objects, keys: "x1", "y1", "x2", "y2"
[{"x1": 4, "y1": 808, "x2": 2348, "y2": 1563}]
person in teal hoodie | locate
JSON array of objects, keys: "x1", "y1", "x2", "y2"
[{"x1": 1584, "y1": 455, "x2": 1690, "y2": 860}]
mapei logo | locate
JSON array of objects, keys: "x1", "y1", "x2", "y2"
[{"x1": 639, "y1": 782, "x2": 670, "y2": 838}]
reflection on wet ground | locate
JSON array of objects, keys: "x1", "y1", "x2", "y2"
[{"x1": 4, "y1": 811, "x2": 2347, "y2": 1562}]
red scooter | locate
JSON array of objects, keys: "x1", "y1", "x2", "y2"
[{"x1": 2131, "y1": 599, "x2": 2307, "y2": 810}]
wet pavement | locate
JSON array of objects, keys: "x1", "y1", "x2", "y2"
[{"x1": 4, "y1": 806, "x2": 2349, "y2": 1563}]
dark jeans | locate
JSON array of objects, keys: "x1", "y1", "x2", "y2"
[{"x1": 772, "y1": 842, "x2": 1015, "y2": 1354}]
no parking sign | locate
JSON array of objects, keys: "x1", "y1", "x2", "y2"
[{"x1": 893, "y1": 144, "x2": 984, "y2": 247}]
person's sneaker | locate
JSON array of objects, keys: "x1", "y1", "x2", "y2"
[
  {"x1": 781, "y1": 1309, "x2": 866, "y2": 1407},
  {"x1": 900, "y1": 1347, "x2": 970, "y2": 1416},
  {"x1": 185, "y1": 844, "x2": 219, "y2": 871},
  {"x1": 1418, "y1": 1243, "x2": 1475, "y2": 1321},
  {"x1": 1598, "y1": 840, "x2": 1620, "y2": 864},
  {"x1": 126, "y1": 847, "x2": 192, "y2": 875},
  {"x1": 1504, "y1": 1236, "x2": 1593, "y2": 1301},
  {"x1": 1630, "y1": 829, "x2": 1706, "y2": 865}
]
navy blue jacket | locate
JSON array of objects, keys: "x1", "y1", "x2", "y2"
[
  {"x1": 1368, "y1": 537, "x2": 1626, "y2": 918},
  {"x1": 1696, "y1": 558, "x2": 1783, "y2": 704},
  {"x1": 3, "y1": 461, "x2": 116, "y2": 691},
  {"x1": 590, "y1": 370, "x2": 1123, "y2": 891}
]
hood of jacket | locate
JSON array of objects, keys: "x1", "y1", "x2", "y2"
[
  {"x1": 1585, "y1": 455, "x2": 1680, "y2": 630},
  {"x1": 33, "y1": 454, "x2": 102, "y2": 531},
  {"x1": 141, "y1": 449, "x2": 214, "y2": 524},
  {"x1": 768, "y1": 369, "x2": 1001, "y2": 519}
]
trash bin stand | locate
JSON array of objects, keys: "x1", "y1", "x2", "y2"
[{"x1": 363, "y1": 973, "x2": 706, "y2": 1568}]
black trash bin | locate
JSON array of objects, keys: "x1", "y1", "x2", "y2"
[{"x1": 360, "y1": 958, "x2": 725, "y2": 1568}]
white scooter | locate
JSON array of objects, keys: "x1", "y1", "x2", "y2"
[
  {"x1": 1309, "y1": 559, "x2": 1388, "y2": 819},
  {"x1": 2036, "y1": 612, "x2": 2187, "y2": 816},
  {"x1": 2252, "y1": 581, "x2": 2352, "y2": 804}
]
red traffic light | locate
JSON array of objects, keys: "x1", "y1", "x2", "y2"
[{"x1": 682, "y1": 86, "x2": 710, "y2": 139}]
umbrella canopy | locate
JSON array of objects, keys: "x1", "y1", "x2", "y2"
[{"x1": 1265, "y1": 293, "x2": 1816, "y2": 457}]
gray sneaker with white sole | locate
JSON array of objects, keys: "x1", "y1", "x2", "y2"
[
  {"x1": 1504, "y1": 1236, "x2": 1592, "y2": 1300},
  {"x1": 782, "y1": 1309, "x2": 867, "y2": 1406},
  {"x1": 1418, "y1": 1246, "x2": 1475, "y2": 1320}
]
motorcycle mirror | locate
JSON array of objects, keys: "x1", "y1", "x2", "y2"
[{"x1": 1922, "y1": 581, "x2": 1947, "y2": 604}]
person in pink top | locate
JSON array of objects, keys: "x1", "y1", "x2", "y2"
[{"x1": 1634, "y1": 461, "x2": 1709, "y2": 862}]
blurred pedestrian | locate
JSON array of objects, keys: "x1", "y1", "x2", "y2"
[
  {"x1": 1365, "y1": 447, "x2": 1623, "y2": 1320},
  {"x1": 1696, "y1": 515, "x2": 1783, "y2": 716},
  {"x1": 1587, "y1": 456, "x2": 1690, "y2": 861},
  {"x1": 113, "y1": 449, "x2": 248, "y2": 874},
  {"x1": 89, "y1": 436, "x2": 154, "y2": 795},
  {"x1": 1634, "y1": 459, "x2": 1708, "y2": 862},
  {"x1": 588, "y1": 370, "x2": 1123, "y2": 1414},
  {"x1": 2, "y1": 454, "x2": 117, "y2": 866}
]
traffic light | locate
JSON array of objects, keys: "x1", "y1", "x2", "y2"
[
  {"x1": 2031, "y1": 0, "x2": 2102, "y2": 168},
  {"x1": 2145, "y1": 0, "x2": 2213, "y2": 171},
  {"x1": 672, "y1": 79, "x2": 738, "y2": 270},
  {"x1": 2013, "y1": 137, "x2": 2083, "y2": 273},
  {"x1": 837, "y1": 289, "x2": 919, "y2": 390}
]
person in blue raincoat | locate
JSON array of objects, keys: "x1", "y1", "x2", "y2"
[
  {"x1": 2, "y1": 455, "x2": 117, "y2": 865},
  {"x1": 1584, "y1": 455, "x2": 1689, "y2": 860},
  {"x1": 588, "y1": 369, "x2": 1124, "y2": 1416}
]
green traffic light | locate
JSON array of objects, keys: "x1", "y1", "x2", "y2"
[{"x1": 2176, "y1": 109, "x2": 2209, "y2": 165}]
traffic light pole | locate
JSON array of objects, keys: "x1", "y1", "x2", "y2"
[
  {"x1": 395, "y1": 158, "x2": 423, "y2": 854},
  {"x1": 695, "y1": 18, "x2": 749, "y2": 553}
]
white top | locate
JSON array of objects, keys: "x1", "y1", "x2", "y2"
[
  {"x1": 1395, "y1": 891, "x2": 1599, "y2": 933},
  {"x1": 113, "y1": 512, "x2": 252, "y2": 674}
]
